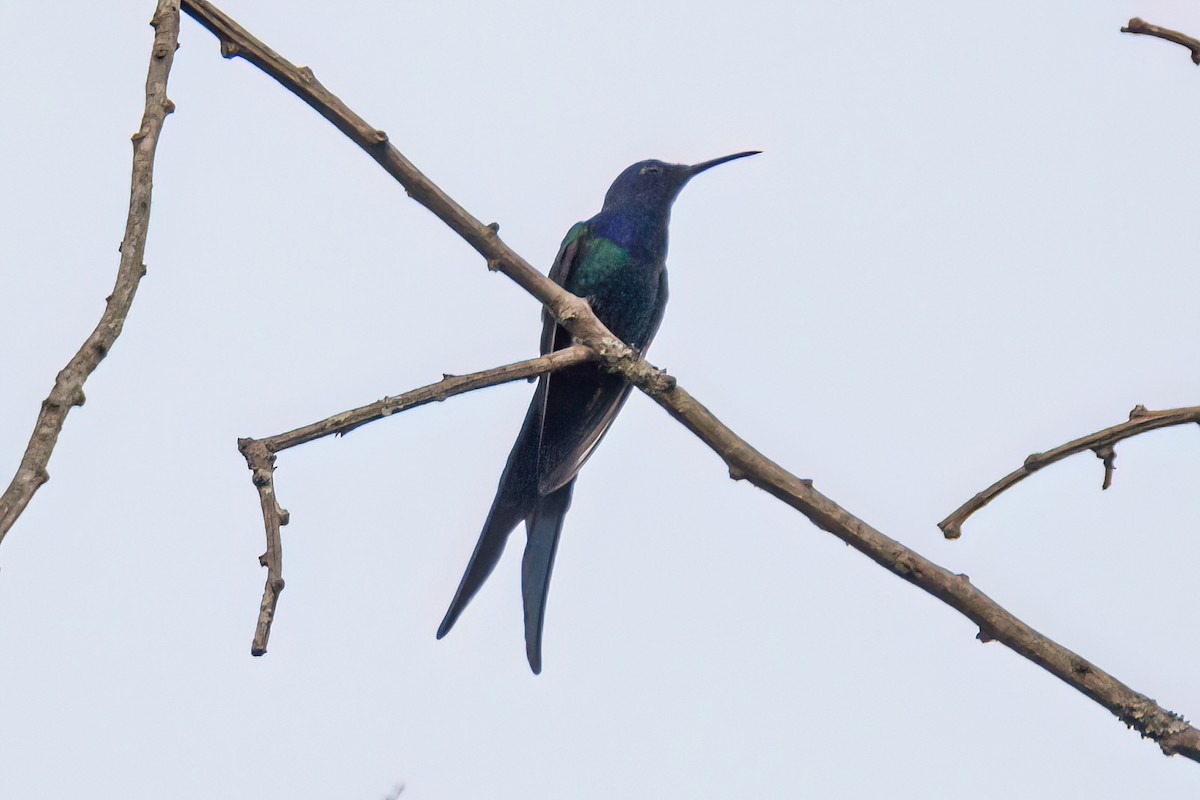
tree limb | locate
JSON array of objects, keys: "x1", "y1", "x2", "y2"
[
  {"x1": 182, "y1": 0, "x2": 1200, "y2": 761},
  {"x1": 939, "y1": 404, "x2": 1200, "y2": 540},
  {"x1": 0, "y1": 1, "x2": 180, "y2": 546},
  {"x1": 1123, "y1": 17, "x2": 1200, "y2": 64},
  {"x1": 177, "y1": 0, "x2": 656, "y2": 387},
  {"x1": 243, "y1": 346, "x2": 595, "y2": 655}
]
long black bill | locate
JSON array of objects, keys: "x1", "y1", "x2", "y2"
[{"x1": 686, "y1": 150, "x2": 761, "y2": 177}]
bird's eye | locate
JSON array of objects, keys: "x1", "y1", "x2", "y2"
[{"x1": 639, "y1": 164, "x2": 663, "y2": 175}]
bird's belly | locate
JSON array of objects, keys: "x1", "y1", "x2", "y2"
[
  {"x1": 565, "y1": 235, "x2": 663, "y2": 348},
  {"x1": 580, "y1": 274, "x2": 659, "y2": 347}
]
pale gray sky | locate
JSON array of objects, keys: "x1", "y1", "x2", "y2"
[{"x1": 3, "y1": 1, "x2": 1200, "y2": 797}]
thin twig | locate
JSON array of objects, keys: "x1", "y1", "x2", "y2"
[
  {"x1": 242, "y1": 346, "x2": 594, "y2": 655},
  {"x1": 940, "y1": 404, "x2": 1200, "y2": 540},
  {"x1": 1123, "y1": 17, "x2": 1200, "y2": 64},
  {"x1": 183, "y1": 0, "x2": 1200, "y2": 760},
  {"x1": 0, "y1": 1, "x2": 180, "y2": 546}
]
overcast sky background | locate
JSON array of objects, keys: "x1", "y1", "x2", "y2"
[{"x1": 3, "y1": 1, "x2": 1200, "y2": 797}]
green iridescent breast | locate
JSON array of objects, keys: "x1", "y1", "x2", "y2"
[{"x1": 567, "y1": 236, "x2": 632, "y2": 295}]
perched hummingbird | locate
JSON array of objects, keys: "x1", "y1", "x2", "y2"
[{"x1": 437, "y1": 151, "x2": 760, "y2": 673}]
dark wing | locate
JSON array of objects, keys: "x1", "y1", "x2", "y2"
[
  {"x1": 540, "y1": 221, "x2": 589, "y2": 356},
  {"x1": 534, "y1": 219, "x2": 633, "y2": 495},
  {"x1": 436, "y1": 383, "x2": 542, "y2": 640},
  {"x1": 535, "y1": 259, "x2": 669, "y2": 496},
  {"x1": 436, "y1": 223, "x2": 592, "y2": 641},
  {"x1": 536, "y1": 364, "x2": 631, "y2": 495}
]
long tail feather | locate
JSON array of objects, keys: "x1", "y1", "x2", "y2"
[
  {"x1": 436, "y1": 490, "x2": 527, "y2": 640},
  {"x1": 522, "y1": 480, "x2": 575, "y2": 674},
  {"x1": 437, "y1": 386, "x2": 545, "y2": 639}
]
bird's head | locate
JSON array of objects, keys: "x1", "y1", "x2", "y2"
[{"x1": 601, "y1": 151, "x2": 760, "y2": 212}]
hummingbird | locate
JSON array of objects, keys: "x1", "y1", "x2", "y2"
[{"x1": 437, "y1": 151, "x2": 760, "y2": 673}]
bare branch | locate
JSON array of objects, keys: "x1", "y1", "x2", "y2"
[
  {"x1": 1123, "y1": 17, "x2": 1200, "y2": 64},
  {"x1": 240, "y1": 438, "x2": 285, "y2": 657},
  {"x1": 183, "y1": 0, "x2": 1200, "y2": 761},
  {"x1": 940, "y1": 404, "x2": 1200, "y2": 540},
  {"x1": 243, "y1": 346, "x2": 594, "y2": 655},
  {"x1": 0, "y1": 1, "x2": 180, "y2": 546}
]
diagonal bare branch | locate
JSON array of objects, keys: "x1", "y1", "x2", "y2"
[
  {"x1": 182, "y1": 0, "x2": 1200, "y2": 761},
  {"x1": 940, "y1": 404, "x2": 1200, "y2": 540},
  {"x1": 0, "y1": 0, "x2": 181, "y2": 546},
  {"x1": 1123, "y1": 17, "x2": 1200, "y2": 64},
  {"x1": 242, "y1": 346, "x2": 595, "y2": 654},
  {"x1": 178, "y1": 0, "x2": 656, "y2": 388}
]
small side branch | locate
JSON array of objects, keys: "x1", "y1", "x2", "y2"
[
  {"x1": 940, "y1": 405, "x2": 1200, "y2": 540},
  {"x1": 240, "y1": 438, "x2": 286, "y2": 656},
  {"x1": 0, "y1": 1, "x2": 180, "y2": 546},
  {"x1": 1123, "y1": 17, "x2": 1200, "y2": 64},
  {"x1": 241, "y1": 346, "x2": 594, "y2": 655}
]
